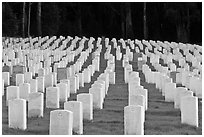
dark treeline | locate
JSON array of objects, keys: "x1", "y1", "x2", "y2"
[{"x1": 2, "y1": 2, "x2": 202, "y2": 44}]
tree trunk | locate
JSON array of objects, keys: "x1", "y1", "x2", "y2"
[
  {"x1": 176, "y1": 24, "x2": 188, "y2": 43},
  {"x1": 187, "y1": 7, "x2": 190, "y2": 42},
  {"x1": 125, "y1": 3, "x2": 134, "y2": 39},
  {"x1": 28, "y1": 2, "x2": 31, "y2": 37},
  {"x1": 120, "y1": 4, "x2": 125, "y2": 38},
  {"x1": 22, "y1": 2, "x2": 25, "y2": 38},
  {"x1": 143, "y1": 2, "x2": 148, "y2": 39},
  {"x1": 77, "y1": 3, "x2": 82, "y2": 37},
  {"x1": 37, "y1": 2, "x2": 42, "y2": 36}
]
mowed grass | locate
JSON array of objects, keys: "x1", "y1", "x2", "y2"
[{"x1": 2, "y1": 41, "x2": 202, "y2": 135}]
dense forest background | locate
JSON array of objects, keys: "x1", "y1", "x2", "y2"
[{"x1": 2, "y1": 2, "x2": 202, "y2": 44}]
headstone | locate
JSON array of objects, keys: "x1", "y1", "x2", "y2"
[
  {"x1": 19, "y1": 83, "x2": 30, "y2": 100},
  {"x1": 129, "y1": 88, "x2": 148, "y2": 110},
  {"x1": 124, "y1": 105, "x2": 144, "y2": 135},
  {"x1": 89, "y1": 87, "x2": 103, "y2": 109},
  {"x1": 2, "y1": 72, "x2": 10, "y2": 86},
  {"x1": 78, "y1": 73, "x2": 84, "y2": 87},
  {"x1": 170, "y1": 71, "x2": 178, "y2": 83},
  {"x1": 49, "y1": 110, "x2": 73, "y2": 135},
  {"x1": 44, "y1": 73, "x2": 53, "y2": 88},
  {"x1": 164, "y1": 82, "x2": 176, "y2": 102},
  {"x1": 2, "y1": 65, "x2": 11, "y2": 74},
  {"x1": 56, "y1": 83, "x2": 68, "y2": 102},
  {"x1": 12, "y1": 65, "x2": 26, "y2": 81},
  {"x1": 38, "y1": 68, "x2": 45, "y2": 77},
  {"x1": 180, "y1": 96, "x2": 198, "y2": 127},
  {"x1": 30, "y1": 79, "x2": 38, "y2": 93},
  {"x1": 60, "y1": 79, "x2": 70, "y2": 98},
  {"x1": 2, "y1": 80, "x2": 4, "y2": 96},
  {"x1": 24, "y1": 72, "x2": 32, "y2": 83},
  {"x1": 16, "y1": 73, "x2": 24, "y2": 86},
  {"x1": 46, "y1": 87, "x2": 60, "y2": 108},
  {"x1": 8, "y1": 99, "x2": 27, "y2": 130},
  {"x1": 36, "y1": 76, "x2": 45, "y2": 93},
  {"x1": 83, "y1": 69, "x2": 91, "y2": 83},
  {"x1": 64, "y1": 101, "x2": 83, "y2": 134},
  {"x1": 6, "y1": 86, "x2": 19, "y2": 105},
  {"x1": 174, "y1": 87, "x2": 193, "y2": 109},
  {"x1": 77, "y1": 93, "x2": 93, "y2": 120},
  {"x1": 28, "y1": 92, "x2": 44, "y2": 117},
  {"x1": 68, "y1": 76, "x2": 77, "y2": 94},
  {"x1": 57, "y1": 68, "x2": 68, "y2": 82}
]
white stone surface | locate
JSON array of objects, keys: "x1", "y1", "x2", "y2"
[
  {"x1": 64, "y1": 101, "x2": 83, "y2": 134},
  {"x1": 46, "y1": 87, "x2": 60, "y2": 108},
  {"x1": 16, "y1": 74, "x2": 24, "y2": 86},
  {"x1": 28, "y1": 92, "x2": 44, "y2": 117},
  {"x1": 49, "y1": 110, "x2": 73, "y2": 135},
  {"x1": 164, "y1": 82, "x2": 176, "y2": 102},
  {"x1": 56, "y1": 83, "x2": 68, "y2": 102},
  {"x1": 19, "y1": 83, "x2": 30, "y2": 100},
  {"x1": 60, "y1": 79, "x2": 70, "y2": 98},
  {"x1": 36, "y1": 76, "x2": 45, "y2": 93},
  {"x1": 44, "y1": 73, "x2": 53, "y2": 88},
  {"x1": 181, "y1": 96, "x2": 198, "y2": 127},
  {"x1": 77, "y1": 93, "x2": 93, "y2": 120},
  {"x1": 6, "y1": 86, "x2": 19, "y2": 105},
  {"x1": 129, "y1": 88, "x2": 148, "y2": 110},
  {"x1": 174, "y1": 87, "x2": 193, "y2": 109},
  {"x1": 78, "y1": 73, "x2": 84, "y2": 87},
  {"x1": 24, "y1": 72, "x2": 32, "y2": 83},
  {"x1": 89, "y1": 87, "x2": 103, "y2": 109},
  {"x1": 124, "y1": 105, "x2": 144, "y2": 135},
  {"x1": 68, "y1": 76, "x2": 77, "y2": 94},
  {"x1": 8, "y1": 99, "x2": 27, "y2": 130},
  {"x1": 29, "y1": 79, "x2": 38, "y2": 93},
  {"x1": 2, "y1": 72, "x2": 10, "y2": 86}
]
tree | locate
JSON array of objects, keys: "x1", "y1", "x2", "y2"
[
  {"x1": 164, "y1": 3, "x2": 201, "y2": 43},
  {"x1": 2, "y1": 3, "x2": 18, "y2": 37},
  {"x1": 143, "y1": 2, "x2": 148, "y2": 39},
  {"x1": 37, "y1": 2, "x2": 42, "y2": 36},
  {"x1": 27, "y1": 2, "x2": 31, "y2": 37},
  {"x1": 125, "y1": 3, "x2": 134, "y2": 39},
  {"x1": 22, "y1": 2, "x2": 25, "y2": 37}
]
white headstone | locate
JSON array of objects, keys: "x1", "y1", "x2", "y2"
[
  {"x1": 60, "y1": 79, "x2": 70, "y2": 98},
  {"x1": 77, "y1": 93, "x2": 93, "y2": 120},
  {"x1": 24, "y1": 72, "x2": 32, "y2": 83},
  {"x1": 181, "y1": 96, "x2": 198, "y2": 127},
  {"x1": 16, "y1": 74, "x2": 24, "y2": 86},
  {"x1": 49, "y1": 110, "x2": 73, "y2": 135},
  {"x1": 38, "y1": 68, "x2": 45, "y2": 77},
  {"x1": 46, "y1": 87, "x2": 60, "y2": 108},
  {"x1": 8, "y1": 99, "x2": 27, "y2": 130},
  {"x1": 89, "y1": 87, "x2": 103, "y2": 109},
  {"x1": 68, "y1": 76, "x2": 77, "y2": 94},
  {"x1": 124, "y1": 105, "x2": 144, "y2": 135},
  {"x1": 44, "y1": 73, "x2": 54, "y2": 88},
  {"x1": 2, "y1": 72, "x2": 10, "y2": 86},
  {"x1": 36, "y1": 76, "x2": 45, "y2": 93},
  {"x1": 6, "y1": 86, "x2": 19, "y2": 105},
  {"x1": 28, "y1": 92, "x2": 44, "y2": 117},
  {"x1": 30, "y1": 79, "x2": 38, "y2": 93},
  {"x1": 164, "y1": 82, "x2": 176, "y2": 102},
  {"x1": 78, "y1": 73, "x2": 84, "y2": 87},
  {"x1": 56, "y1": 83, "x2": 68, "y2": 102},
  {"x1": 19, "y1": 83, "x2": 30, "y2": 100},
  {"x1": 64, "y1": 101, "x2": 83, "y2": 134}
]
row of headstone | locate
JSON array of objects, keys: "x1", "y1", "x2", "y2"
[{"x1": 141, "y1": 59, "x2": 199, "y2": 128}]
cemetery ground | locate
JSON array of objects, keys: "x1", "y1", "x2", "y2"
[{"x1": 2, "y1": 41, "x2": 202, "y2": 135}]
